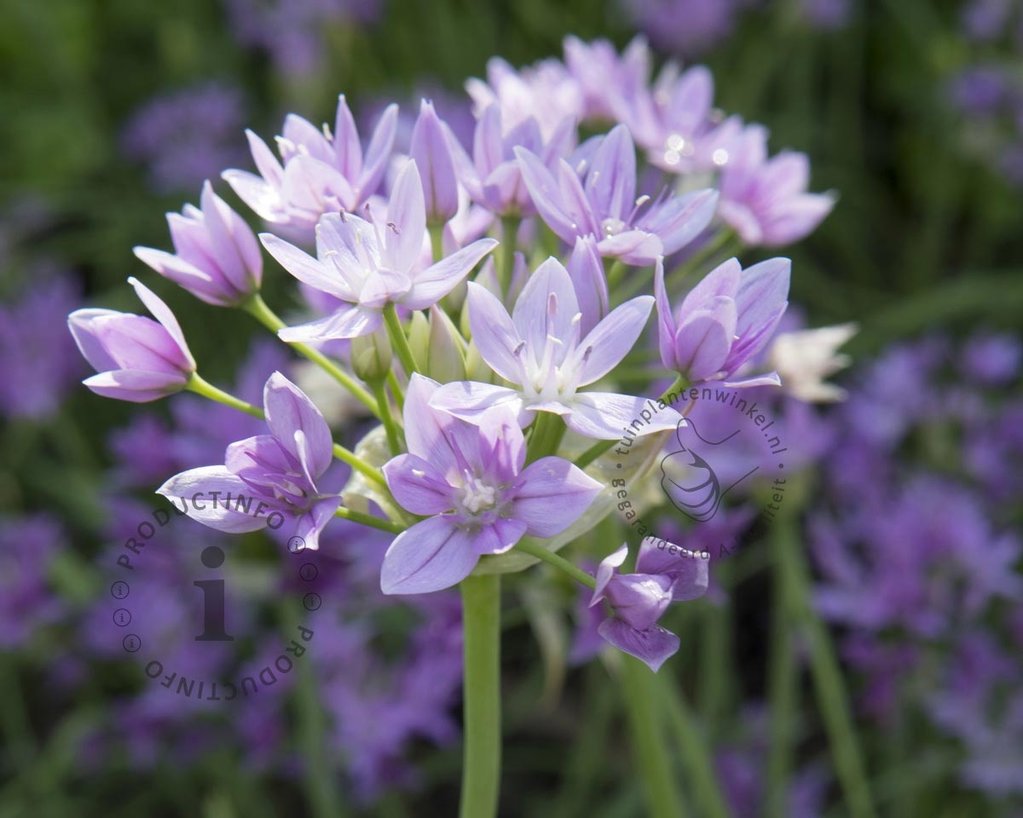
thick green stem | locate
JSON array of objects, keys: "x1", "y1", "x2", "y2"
[
  {"x1": 778, "y1": 517, "x2": 877, "y2": 818},
  {"x1": 459, "y1": 574, "x2": 502, "y2": 818},
  {"x1": 766, "y1": 517, "x2": 799, "y2": 818},
  {"x1": 243, "y1": 294, "x2": 378, "y2": 416},
  {"x1": 285, "y1": 600, "x2": 347, "y2": 818},
  {"x1": 187, "y1": 373, "x2": 263, "y2": 418},
  {"x1": 619, "y1": 657, "x2": 687, "y2": 818},
  {"x1": 383, "y1": 303, "x2": 420, "y2": 375},
  {"x1": 514, "y1": 538, "x2": 596, "y2": 588},
  {"x1": 525, "y1": 413, "x2": 566, "y2": 463},
  {"x1": 660, "y1": 676, "x2": 731, "y2": 818},
  {"x1": 187, "y1": 373, "x2": 386, "y2": 489},
  {"x1": 333, "y1": 506, "x2": 404, "y2": 534},
  {"x1": 371, "y1": 380, "x2": 402, "y2": 456}
]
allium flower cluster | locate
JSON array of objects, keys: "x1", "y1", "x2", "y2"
[{"x1": 67, "y1": 36, "x2": 837, "y2": 671}]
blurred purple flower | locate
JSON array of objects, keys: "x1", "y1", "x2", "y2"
[
  {"x1": 0, "y1": 272, "x2": 82, "y2": 419},
  {"x1": 718, "y1": 124, "x2": 834, "y2": 247},
  {"x1": 0, "y1": 515, "x2": 66, "y2": 647},
  {"x1": 122, "y1": 83, "x2": 248, "y2": 194}
]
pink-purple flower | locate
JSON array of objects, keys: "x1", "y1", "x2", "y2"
[
  {"x1": 655, "y1": 256, "x2": 791, "y2": 388},
  {"x1": 516, "y1": 124, "x2": 718, "y2": 264},
  {"x1": 591, "y1": 536, "x2": 709, "y2": 671},
  {"x1": 380, "y1": 375, "x2": 602, "y2": 594},
  {"x1": 157, "y1": 372, "x2": 340, "y2": 549},
  {"x1": 134, "y1": 181, "x2": 262, "y2": 306},
  {"x1": 432, "y1": 256, "x2": 683, "y2": 439},
  {"x1": 260, "y1": 160, "x2": 497, "y2": 342},
  {"x1": 223, "y1": 95, "x2": 397, "y2": 240},
  {"x1": 68, "y1": 277, "x2": 196, "y2": 403},
  {"x1": 717, "y1": 124, "x2": 835, "y2": 247}
]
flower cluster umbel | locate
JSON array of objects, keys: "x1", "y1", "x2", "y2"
[{"x1": 67, "y1": 36, "x2": 844, "y2": 671}]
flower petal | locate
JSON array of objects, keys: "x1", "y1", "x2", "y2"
[
  {"x1": 597, "y1": 619, "x2": 680, "y2": 672},
  {"x1": 635, "y1": 536, "x2": 710, "y2": 601},
  {"x1": 383, "y1": 453, "x2": 455, "y2": 516},
  {"x1": 380, "y1": 516, "x2": 480, "y2": 594},
  {"x1": 575, "y1": 295, "x2": 654, "y2": 385},
  {"x1": 511, "y1": 456, "x2": 602, "y2": 537},
  {"x1": 263, "y1": 372, "x2": 333, "y2": 479},
  {"x1": 465, "y1": 282, "x2": 524, "y2": 383},
  {"x1": 383, "y1": 160, "x2": 428, "y2": 272},
  {"x1": 512, "y1": 257, "x2": 580, "y2": 353},
  {"x1": 157, "y1": 466, "x2": 270, "y2": 534},
  {"x1": 565, "y1": 391, "x2": 683, "y2": 440},
  {"x1": 402, "y1": 237, "x2": 498, "y2": 310},
  {"x1": 127, "y1": 277, "x2": 195, "y2": 369},
  {"x1": 277, "y1": 306, "x2": 382, "y2": 342}
]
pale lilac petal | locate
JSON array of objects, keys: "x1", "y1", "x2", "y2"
[
  {"x1": 565, "y1": 391, "x2": 682, "y2": 440},
  {"x1": 575, "y1": 295, "x2": 654, "y2": 385},
  {"x1": 383, "y1": 160, "x2": 428, "y2": 272},
  {"x1": 682, "y1": 256, "x2": 742, "y2": 312},
  {"x1": 592, "y1": 544, "x2": 628, "y2": 603},
  {"x1": 465, "y1": 282, "x2": 525, "y2": 383},
  {"x1": 277, "y1": 306, "x2": 382, "y2": 342},
  {"x1": 261, "y1": 233, "x2": 352, "y2": 301},
  {"x1": 597, "y1": 619, "x2": 680, "y2": 672},
  {"x1": 410, "y1": 100, "x2": 460, "y2": 221},
  {"x1": 635, "y1": 536, "x2": 710, "y2": 601},
  {"x1": 597, "y1": 230, "x2": 664, "y2": 265},
  {"x1": 222, "y1": 169, "x2": 281, "y2": 223},
  {"x1": 359, "y1": 103, "x2": 398, "y2": 199},
  {"x1": 566, "y1": 236, "x2": 608, "y2": 335},
  {"x1": 429, "y1": 381, "x2": 524, "y2": 423},
  {"x1": 127, "y1": 277, "x2": 195, "y2": 368},
  {"x1": 199, "y1": 180, "x2": 260, "y2": 294},
  {"x1": 332, "y1": 94, "x2": 363, "y2": 180},
  {"x1": 512, "y1": 257, "x2": 580, "y2": 351},
  {"x1": 402, "y1": 374, "x2": 460, "y2": 473},
  {"x1": 83, "y1": 370, "x2": 189, "y2": 402},
  {"x1": 67, "y1": 309, "x2": 124, "y2": 372},
  {"x1": 474, "y1": 405, "x2": 527, "y2": 480},
  {"x1": 584, "y1": 125, "x2": 636, "y2": 222},
  {"x1": 720, "y1": 372, "x2": 782, "y2": 389},
  {"x1": 133, "y1": 248, "x2": 231, "y2": 306},
  {"x1": 293, "y1": 495, "x2": 342, "y2": 551},
  {"x1": 763, "y1": 193, "x2": 834, "y2": 246},
  {"x1": 674, "y1": 298, "x2": 737, "y2": 381},
  {"x1": 263, "y1": 372, "x2": 333, "y2": 479},
  {"x1": 383, "y1": 453, "x2": 455, "y2": 516},
  {"x1": 514, "y1": 147, "x2": 580, "y2": 243},
  {"x1": 402, "y1": 237, "x2": 498, "y2": 310},
  {"x1": 157, "y1": 466, "x2": 269, "y2": 534},
  {"x1": 653, "y1": 258, "x2": 677, "y2": 370},
  {"x1": 380, "y1": 516, "x2": 480, "y2": 595},
  {"x1": 511, "y1": 456, "x2": 602, "y2": 537},
  {"x1": 639, "y1": 188, "x2": 719, "y2": 256},
  {"x1": 472, "y1": 518, "x2": 528, "y2": 556}
]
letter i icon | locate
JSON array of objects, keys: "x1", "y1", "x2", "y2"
[{"x1": 194, "y1": 546, "x2": 234, "y2": 641}]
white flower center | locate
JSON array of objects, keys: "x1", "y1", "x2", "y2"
[
  {"x1": 459, "y1": 474, "x2": 499, "y2": 515},
  {"x1": 601, "y1": 217, "x2": 627, "y2": 237}
]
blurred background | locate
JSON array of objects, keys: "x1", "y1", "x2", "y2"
[{"x1": 1, "y1": 0, "x2": 1021, "y2": 816}]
